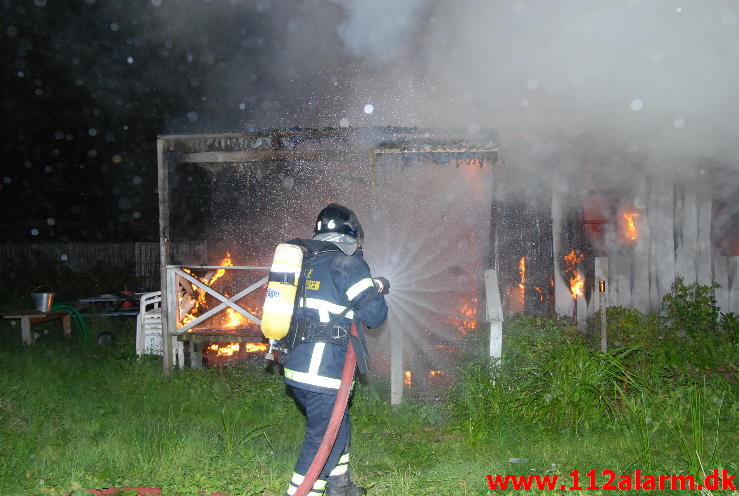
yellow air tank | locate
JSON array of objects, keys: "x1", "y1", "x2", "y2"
[{"x1": 261, "y1": 243, "x2": 304, "y2": 340}]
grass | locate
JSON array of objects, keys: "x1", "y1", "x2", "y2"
[{"x1": 1, "y1": 298, "x2": 737, "y2": 495}]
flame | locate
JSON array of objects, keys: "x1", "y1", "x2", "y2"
[
  {"x1": 623, "y1": 211, "x2": 639, "y2": 241},
  {"x1": 534, "y1": 286, "x2": 544, "y2": 301},
  {"x1": 447, "y1": 296, "x2": 478, "y2": 333},
  {"x1": 518, "y1": 256, "x2": 526, "y2": 291},
  {"x1": 243, "y1": 342, "x2": 268, "y2": 353},
  {"x1": 206, "y1": 342, "x2": 268, "y2": 357},
  {"x1": 404, "y1": 370, "x2": 412, "y2": 387},
  {"x1": 207, "y1": 342, "x2": 240, "y2": 357},
  {"x1": 428, "y1": 370, "x2": 445, "y2": 378},
  {"x1": 223, "y1": 307, "x2": 244, "y2": 328},
  {"x1": 564, "y1": 248, "x2": 585, "y2": 299},
  {"x1": 178, "y1": 252, "x2": 234, "y2": 328}
]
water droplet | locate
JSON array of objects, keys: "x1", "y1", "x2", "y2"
[
  {"x1": 132, "y1": 175, "x2": 142, "y2": 185},
  {"x1": 526, "y1": 78, "x2": 539, "y2": 90},
  {"x1": 54, "y1": 131, "x2": 64, "y2": 140},
  {"x1": 17, "y1": 71, "x2": 24, "y2": 78},
  {"x1": 46, "y1": 218, "x2": 55, "y2": 226},
  {"x1": 3, "y1": 177, "x2": 11, "y2": 184},
  {"x1": 151, "y1": 0, "x2": 162, "y2": 6},
  {"x1": 629, "y1": 99, "x2": 643, "y2": 111},
  {"x1": 44, "y1": 166, "x2": 52, "y2": 173},
  {"x1": 34, "y1": 0, "x2": 46, "y2": 6},
  {"x1": 132, "y1": 211, "x2": 141, "y2": 218},
  {"x1": 363, "y1": 104, "x2": 374, "y2": 114},
  {"x1": 673, "y1": 117, "x2": 685, "y2": 128},
  {"x1": 88, "y1": 128, "x2": 97, "y2": 136},
  {"x1": 112, "y1": 154, "x2": 123, "y2": 164},
  {"x1": 24, "y1": 162, "x2": 32, "y2": 168},
  {"x1": 676, "y1": 7, "x2": 682, "y2": 13},
  {"x1": 110, "y1": 22, "x2": 119, "y2": 32},
  {"x1": 339, "y1": 118, "x2": 350, "y2": 128},
  {"x1": 187, "y1": 111, "x2": 199, "y2": 122},
  {"x1": 238, "y1": 102, "x2": 246, "y2": 110},
  {"x1": 127, "y1": 56, "x2": 134, "y2": 64},
  {"x1": 30, "y1": 228, "x2": 39, "y2": 236},
  {"x1": 7, "y1": 26, "x2": 18, "y2": 37},
  {"x1": 88, "y1": 149, "x2": 98, "y2": 158},
  {"x1": 118, "y1": 198, "x2": 132, "y2": 210}
]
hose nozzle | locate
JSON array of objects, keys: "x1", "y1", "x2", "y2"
[{"x1": 373, "y1": 277, "x2": 390, "y2": 295}]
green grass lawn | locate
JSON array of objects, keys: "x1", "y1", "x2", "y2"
[{"x1": 1, "y1": 312, "x2": 737, "y2": 496}]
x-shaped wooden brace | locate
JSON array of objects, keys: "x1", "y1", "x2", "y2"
[{"x1": 173, "y1": 268, "x2": 268, "y2": 334}]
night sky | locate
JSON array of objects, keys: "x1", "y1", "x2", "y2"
[{"x1": 1, "y1": 0, "x2": 353, "y2": 242}]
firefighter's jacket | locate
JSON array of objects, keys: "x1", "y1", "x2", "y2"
[{"x1": 283, "y1": 240, "x2": 388, "y2": 394}]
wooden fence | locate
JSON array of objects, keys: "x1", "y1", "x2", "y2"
[{"x1": 0, "y1": 242, "x2": 213, "y2": 289}]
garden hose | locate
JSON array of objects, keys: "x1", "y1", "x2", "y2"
[{"x1": 52, "y1": 303, "x2": 92, "y2": 341}]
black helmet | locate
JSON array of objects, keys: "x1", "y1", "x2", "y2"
[{"x1": 314, "y1": 203, "x2": 364, "y2": 241}]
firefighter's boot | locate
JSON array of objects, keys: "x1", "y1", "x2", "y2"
[{"x1": 326, "y1": 473, "x2": 366, "y2": 496}]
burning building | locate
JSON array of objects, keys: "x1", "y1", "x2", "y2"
[{"x1": 155, "y1": 128, "x2": 739, "y2": 403}]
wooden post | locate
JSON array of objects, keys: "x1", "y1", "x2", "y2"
[
  {"x1": 166, "y1": 267, "x2": 179, "y2": 368},
  {"x1": 390, "y1": 321, "x2": 403, "y2": 406},
  {"x1": 20, "y1": 318, "x2": 32, "y2": 345},
  {"x1": 157, "y1": 138, "x2": 172, "y2": 375},
  {"x1": 552, "y1": 183, "x2": 574, "y2": 317},
  {"x1": 485, "y1": 269, "x2": 503, "y2": 365},
  {"x1": 599, "y1": 280, "x2": 607, "y2": 352}
]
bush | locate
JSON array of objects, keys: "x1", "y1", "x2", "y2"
[{"x1": 662, "y1": 276, "x2": 719, "y2": 338}]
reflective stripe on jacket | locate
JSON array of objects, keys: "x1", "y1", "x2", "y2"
[{"x1": 284, "y1": 240, "x2": 387, "y2": 393}]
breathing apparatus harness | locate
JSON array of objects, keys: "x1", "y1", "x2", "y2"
[{"x1": 275, "y1": 238, "x2": 371, "y2": 374}]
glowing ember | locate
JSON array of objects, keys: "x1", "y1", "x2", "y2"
[
  {"x1": 448, "y1": 296, "x2": 478, "y2": 333},
  {"x1": 404, "y1": 370, "x2": 412, "y2": 387},
  {"x1": 207, "y1": 342, "x2": 240, "y2": 357},
  {"x1": 564, "y1": 248, "x2": 585, "y2": 299},
  {"x1": 428, "y1": 370, "x2": 445, "y2": 377},
  {"x1": 534, "y1": 286, "x2": 544, "y2": 301},
  {"x1": 623, "y1": 211, "x2": 639, "y2": 241}
]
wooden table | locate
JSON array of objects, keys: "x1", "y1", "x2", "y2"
[{"x1": 2, "y1": 310, "x2": 72, "y2": 345}]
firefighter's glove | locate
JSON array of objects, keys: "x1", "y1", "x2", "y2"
[{"x1": 373, "y1": 277, "x2": 390, "y2": 295}]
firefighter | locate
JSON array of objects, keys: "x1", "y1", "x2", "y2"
[{"x1": 282, "y1": 203, "x2": 388, "y2": 496}]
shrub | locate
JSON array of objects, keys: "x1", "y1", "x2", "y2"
[{"x1": 662, "y1": 276, "x2": 719, "y2": 338}]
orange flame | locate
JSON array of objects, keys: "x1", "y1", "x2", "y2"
[
  {"x1": 534, "y1": 286, "x2": 544, "y2": 301},
  {"x1": 207, "y1": 342, "x2": 240, "y2": 357},
  {"x1": 243, "y1": 342, "x2": 268, "y2": 353},
  {"x1": 179, "y1": 252, "x2": 234, "y2": 328},
  {"x1": 207, "y1": 342, "x2": 268, "y2": 356},
  {"x1": 564, "y1": 248, "x2": 585, "y2": 299},
  {"x1": 404, "y1": 370, "x2": 412, "y2": 387},
  {"x1": 428, "y1": 370, "x2": 446, "y2": 378},
  {"x1": 223, "y1": 307, "x2": 244, "y2": 328},
  {"x1": 623, "y1": 211, "x2": 639, "y2": 241}
]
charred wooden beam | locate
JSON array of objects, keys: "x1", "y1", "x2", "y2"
[{"x1": 181, "y1": 149, "x2": 345, "y2": 163}]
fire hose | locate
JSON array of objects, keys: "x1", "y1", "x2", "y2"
[
  {"x1": 293, "y1": 321, "x2": 358, "y2": 496},
  {"x1": 293, "y1": 277, "x2": 388, "y2": 496}
]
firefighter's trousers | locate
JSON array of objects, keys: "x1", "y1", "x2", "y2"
[{"x1": 286, "y1": 386, "x2": 351, "y2": 496}]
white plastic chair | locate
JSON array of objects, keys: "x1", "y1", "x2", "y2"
[
  {"x1": 135, "y1": 291, "x2": 184, "y2": 368},
  {"x1": 136, "y1": 291, "x2": 162, "y2": 355}
]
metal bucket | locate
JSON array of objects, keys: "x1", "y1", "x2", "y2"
[{"x1": 31, "y1": 292, "x2": 55, "y2": 312}]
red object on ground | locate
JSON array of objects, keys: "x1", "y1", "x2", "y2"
[
  {"x1": 82, "y1": 488, "x2": 160, "y2": 495},
  {"x1": 69, "y1": 488, "x2": 230, "y2": 496},
  {"x1": 119, "y1": 291, "x2": 136, "y2": 309},
  {"x1": 293, "y1": 323, "x2": 358, "y2": 496}
]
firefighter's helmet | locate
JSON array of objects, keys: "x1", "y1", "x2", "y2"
[{"x1": 314, "y1": 203, "x2": 364, "y2": 241}]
